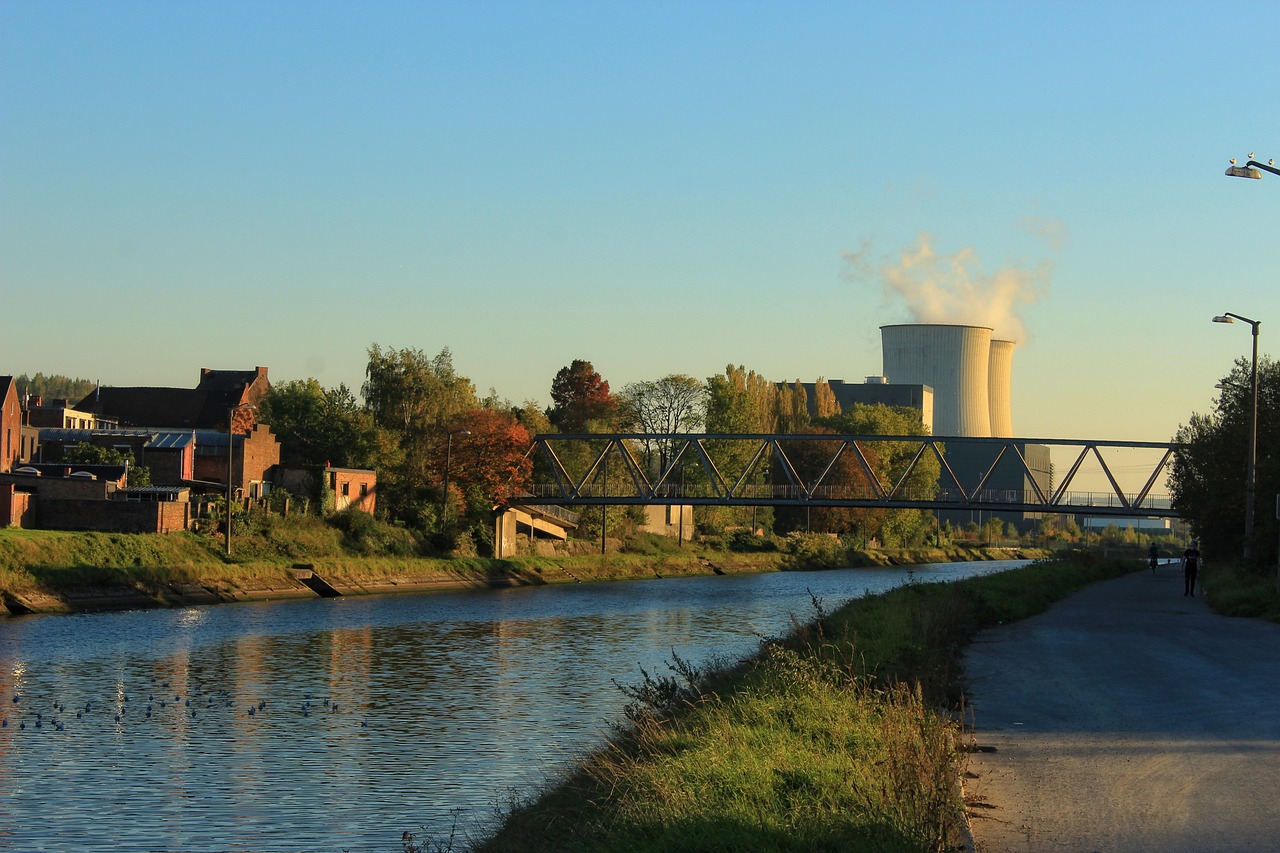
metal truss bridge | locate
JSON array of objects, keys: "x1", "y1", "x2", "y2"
[{"x1": 516, "y1": 434, "x2": 1181, "y2": 518}]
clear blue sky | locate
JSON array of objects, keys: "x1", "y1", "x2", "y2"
[{"x1": 3, "y1": 1, "x2": 1276, "y2": 458}]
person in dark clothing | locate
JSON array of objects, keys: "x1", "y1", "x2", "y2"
[
  {"x1": 1148, "y1": 542, "x2": 1159, "y2": 573},
  {"x1": 1183, "y1": 541, "x2": 1201, "y2": 596}
]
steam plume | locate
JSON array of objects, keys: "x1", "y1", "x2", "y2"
[{"x1": 844, "y1": 232, "x2": 1053, "y2": 343}]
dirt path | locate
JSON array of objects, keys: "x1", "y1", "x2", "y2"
[{"x1": 963, "y1": 563, "x2": 1280, "y2": 852}]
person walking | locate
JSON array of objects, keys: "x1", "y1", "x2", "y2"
[
  {"x1": 1183, "y1": 540, "x2": 1201, "y2": 597},
  {"x1": 1148, "y1": 542, "x2": 1159, "y2": 573}
]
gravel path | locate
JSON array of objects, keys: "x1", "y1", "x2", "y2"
[{"x1": 962, "y1": 562, "x2": 1280, "y2": 853}]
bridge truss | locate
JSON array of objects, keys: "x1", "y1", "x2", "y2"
[{"x1": 517, "y1": 434, "x2": 1181, "y2": 518}]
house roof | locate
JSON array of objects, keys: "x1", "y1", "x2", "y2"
[
  {"x1": 38, "y1": 427, "x2": 195, "y2": 450},
  {"x1": 77, "y1": 367, "x2": 268, "y2": 431},
  {"x1": 28, "y1": 462, "x2": 129, "y2": 480}
]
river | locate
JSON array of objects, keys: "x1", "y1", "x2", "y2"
[{"x1": 0, "y1": 559, "x2": 1027, "y2": 852}]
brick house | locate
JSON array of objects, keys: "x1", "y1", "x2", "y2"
[
  {"x1": 0, "y1": 376, "x2": 19, "y2": 473},
  {"x1": 273, "y1": 465, "x2": 378, "y2": 514},
  {"x1": 192, "y1": 424, "x2": 281, "y2": 498},
  {"x1": 24, "y1": 396, "x2": 117, "y2": 430},
  {"x1": 326, "y1": 467, "x2": 377, "y2": 513},
  {"x1": 0, "y1": 468, "x2": 190, "y2": 533},
  {"x1": 34, "y1": 428, "x2": 195, "y2": 486},
  {"x1": 78, "y1": 366, "x2": 270, "y2": 433}
]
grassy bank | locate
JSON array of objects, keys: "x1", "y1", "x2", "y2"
[
  {"x1": 1203, "y1": 562, "x2": 1280, "y2": 623},
  {"x1": 0, "y1": 523, "x2": 1046, "y2": 616},
  {"x1": 458, "y1": 553, "x2": 1136, "y2": 853}
]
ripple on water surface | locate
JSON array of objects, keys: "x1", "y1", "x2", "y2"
[{"x1": 0, "y1": 560, "x2": 1025, "y2": 851}]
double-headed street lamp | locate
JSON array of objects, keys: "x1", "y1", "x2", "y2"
[
  {"x1": 441, "y1": 428, "x2": 471, "y2": 528},
  {"x1": 226, "y1": 402, "x2": 255, "y2": 556},
  {"x1": 1212, "y1": 313, "x2": 1260, "y2": 561}
]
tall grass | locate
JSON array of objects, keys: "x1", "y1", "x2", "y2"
[{"x1": 1203, "y1": 562, "x2": 1280, "y2": 622}]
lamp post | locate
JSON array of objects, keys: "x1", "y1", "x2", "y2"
[
  {"x1": 1212, "y1": 313, "x2": 1260, "y2": 561},
  {"x1": 1224, "y1": 155, "x2": 1280, "y2": 180},
  {"x1": 226, "y1": 403, "x2": 255, "y2": 556},
  {"x1": 440, "y1": 428, "x2": 471, "y2": 529}
]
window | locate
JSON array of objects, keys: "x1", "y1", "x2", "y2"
[
  {"x1": 341, "y1": 482, "x2": 350, "y2": 497},
  {"x1": 360, "y1": 483, "x2": 368, "y2": 496}
]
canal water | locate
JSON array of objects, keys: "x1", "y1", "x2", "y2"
[{"x1": 0, "y1": 559, "x2": 1026, "y2": 852}]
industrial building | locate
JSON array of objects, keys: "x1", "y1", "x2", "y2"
[{"x1": 793, "y1": 323, "x2": 1052, "y2": 530}]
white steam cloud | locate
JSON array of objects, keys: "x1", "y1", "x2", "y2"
[{"x1": 843, "y1": 232, "x2": 1056, "y2": 343}]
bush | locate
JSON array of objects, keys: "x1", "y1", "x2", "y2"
[
  {"x1": 1204, "y1": 564, "x2": 1280, "y2": 621},
  {"x1": 782, "y1": 532, "x2": 848, "y2": 569},
  {"x1": 726, "y1": 529, "x2": 779, "y2": 553},
  {"x1": 328, "y1": 508, "x2": 416, "y2": 556}
]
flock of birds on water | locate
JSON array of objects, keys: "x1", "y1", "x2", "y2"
[{"x1": 0, "y1": 677, "x2": 371, "y2": 736}]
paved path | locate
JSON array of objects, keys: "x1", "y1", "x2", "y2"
[{"x1": 963, "y1": 563, "x2": 1280, "y2": 853}]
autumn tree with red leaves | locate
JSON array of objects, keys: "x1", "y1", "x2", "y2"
[
  {"x1": 549, "y1": 359, "x2": 617, "y2": 432},
  {"x1": 440, "y1": 408, "x2": 533, "y2": 510}
]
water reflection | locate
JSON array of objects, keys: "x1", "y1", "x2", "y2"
[{"x1": 0, "y1": 560, "x2": 1024, "y2": 851}]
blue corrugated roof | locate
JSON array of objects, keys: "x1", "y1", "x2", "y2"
[{"x1": 148, "y1": 432, "x2": 195, "y2": 449}]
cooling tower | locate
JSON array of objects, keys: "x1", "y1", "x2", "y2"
[
  {"x1": 880, "y1": 324, "x2": 992, "y2": 437},
  {"x1": 987, "y1": 339, "x2": 1015, "y2": 438}
]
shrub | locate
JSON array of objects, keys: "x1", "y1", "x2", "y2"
[
  {"x1": 783, "y1": 532, "x2": 848, "y2": 569},
  {"x1": 328, "y1": 508, "x2": 416, "y2": 556},
  {"x1": 726, "y1": 529, "x2": 779, "y2": 553}
]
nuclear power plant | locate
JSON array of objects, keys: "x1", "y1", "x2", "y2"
[
  {"x1": 878, "y1": 323, "x2": 1015, "y2": 438},
  {"x1": 790, "y1": 322, "x2": 1051, "y2": 529}
]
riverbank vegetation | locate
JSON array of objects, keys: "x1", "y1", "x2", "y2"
[
  {"x1": 0, "y1": 514, "x2": 1049, "y2": 615},
  {"x1": 447, "y1": 553, "x2": 1135, "y2": 853},
  {"x1": 1203, "y1": 562, "x2": 1280, "y2": 623}
]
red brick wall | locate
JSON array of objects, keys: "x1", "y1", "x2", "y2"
[
  {"x1": 1, "y1": 484, "x2": 33, "y2": 527},
  {"x1": 192, "y1": 425, "x2": 279, "y2": 492},
  {"x1": 1, "y1": 380, "x2": 20, "y2": 473},
  {"x1": 36, "y1": 498, "x2": 190, "y2": 533},
  {"x1": 241, "y1": 424, "x2": 280, "y2": 487},
  {"x1": 0, "y1": 472, "x2": 112, "y2": 500},
  {"x1": 327, "y1": 468, "x2": 377, "y2": 514}
]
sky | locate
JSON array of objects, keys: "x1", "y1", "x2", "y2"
[{"x1": 3, "y1": 1, "x2": 1277, "y2": 469}]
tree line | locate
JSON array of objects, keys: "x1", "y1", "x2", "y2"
[
  {"x1": 1170, "y1": 354, "x2": 1279, "y2": 573},
  {"x1": 259, "y1": 348, "x2": 941, "y2": 553}
]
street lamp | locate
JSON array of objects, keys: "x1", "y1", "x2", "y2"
[
  {"x1": 1224, "y1": 155, "x2": 1280, "y2": 180},
  {"x1": 1212, "y1": 313, "x2": 1260, "y2": 561},
  {"x1": 441, "y1": 428, "x2": 471, "y2": 528},
  {"x1": 226, "y1": 402, "x2": 255, "y2": 556}
]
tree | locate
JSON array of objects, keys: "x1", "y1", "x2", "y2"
[
  {"x1": 784, "y1": 403, "x2": 940, "y2": 545},
  {"x1": 442, "y1": 408, "x2": 534, "y2": 509},
  {"x1": 549, "y1": 360, "x2": 617, "y2": 432},
  {"x1": 63, "y1": 442, "x2": 151, "y2": 487},
  {"x1": 771, "y1": 426, "x2": 879, "y2": 536},
  {"x1": 361, "y1": 345, "x2": 479, "y2": 525},
  {"x1": 813, "y1": 378, "x2": 841, "y2": 419},
  {"x1": 703, "y1": 365, "x2": 780, "y2": 534},
  {"x1": 1170, "y1": 355, "x2": 1278, "y2": 569},
  {"x1": 706, "y1": 365, "x2": 779, "y2": 435},
  {"x1": 620, "y1": 375, "x2": 706, "y2": 475},
  {"x1": 775, "y1": 381, "x2": 811, "y2": 434},
  {"x1": 363, "y1": 345, "x2": 478, "y2": 433},
  {"x1": 15, "y1": 373, "x2": 97, "y2": 404},
  {"x1": 260, "y1": 379, "x2": 393, "y2": 471}
]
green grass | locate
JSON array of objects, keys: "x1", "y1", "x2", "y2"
[
  {"x1": 1204, "y1": 562, "x2": 1280, "y2": 622},
  {"x1": 465, "y1": 553, "x2": 1136, "y2": 853}
]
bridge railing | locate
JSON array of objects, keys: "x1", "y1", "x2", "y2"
[
  {"x1": 514, "y1": 432, "x2": 1181, "y2": 518},
  {"x1": 517, "y1": 482, "x2": 1172, "y2": 509}
]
